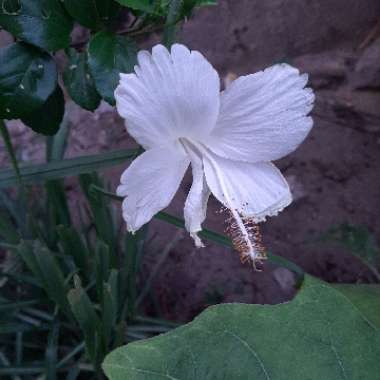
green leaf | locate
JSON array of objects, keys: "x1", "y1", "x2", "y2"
[
  {"x1": 334, "y1": 284, "x2": 380, "y2": 328},
  {"x1": 322, "y1": 223, "x2": 380, "y2": 280},
  {"x1": 88, "y1": 31, "x2": 137, "y2": 105},
  {"x1": 101, "y1": 279, "x2": 118, "y2": 347},
  {"x1": 46, "y1": 180, "x2": 71, "y2": 227},
  {"x1": 80, "y1": 173, "x2": 116, "y2": 256},
  {"x1": 0, "y1": 148, "x2": 138, "y2": 189},
  {"x1": 0, "y1": 0, "x2": 73, "y2": 51},
  {"x1": 45, "y1": 322, "x2": 59, "y2": 380},
  {"x1": 182, "y1": 0, "x2": 217, "y2": 16},
  {"x1": 114, "y1": 0, "x2": 156, "y2": 12},
  {"x1": 0, "y1": 43, "x2": 57, "y2": 119},
  {"x1": 0, "y1": 120, "x2": 22, "y2": 184},
  {"x1": 68, "y1": 279, "x2": 102, "y2": 368},
  {"x1": 57, "y1": 225, "x2": 89, "y2": 278},
  {"x1": 0, "y1": 210, "x2": 20, "y2": 244},
  {"x1": 63, "y1": 49, "x2": 101, "y2": 111},
  {"x1": 104, "y1": 276, "x2": 380, "y2": 380},
  {"x1": 94, "y1": 241, "x2": 111, "y2": 302},
  {"x1": 63, "y1": 0, "x2": 121, "y2": 29},
  {"x1": 21, "y1": 84, "x2": 65, "y2": 136},
  {"x1": 17, "y1": 240, "x2": 72, "y2": 318}
]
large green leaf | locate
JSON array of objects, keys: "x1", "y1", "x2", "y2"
[
  {"x1": 0, "y1": 0, "x2": 73, "y2": 51},
  {"x1": 63, "y1": 49, "x2": 101, "y2": 111},
  {"x1": 0, "y1": 148, "x2": 138, "y2": 189},
  {"x1": 63, "y1": 0, "x2": 121, "y2": 29},
  {"x1": 88, "y1": 31, "x2": 137, "y2": 105},
  {"x1": 0, "y1": 43, "x2": 57, "y2": 119},
  {"x1": 104, "y1": 276, "x2": 380, "y2": 380},
  {"x1": 322, "y1": 223, "x2": 380, "y2": 280},
  {"x1": 21, "y1": 84, "x2": 65, "y2": 135},
  {"x1": 334, "y1": 284, "x2": 380, "y2": 328}
]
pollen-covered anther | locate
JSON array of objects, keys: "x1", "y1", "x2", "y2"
[{"x1": 225, "y1": 211, "x2": 267, "y2": 270}]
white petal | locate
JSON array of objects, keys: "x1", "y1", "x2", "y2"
[
  {"x1": 114, "y1": 44, "x2": 220, "y2": 149},
  {"x1": 184, "y1": 154, "x2": 210, "y2": 247},
  {"x1": 203, "y1": 152, "x2": 292, "y2": 221},
  {"x1": 205, "y1": 64, "x2": 315, "y2": 163},
  {"x1": 117, "y1": 145, "x2": 189, "y2": 232}
]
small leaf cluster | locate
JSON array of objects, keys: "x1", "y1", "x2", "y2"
[{"x1": 0, "y1": 0, "x2": 216, "y2": 135}]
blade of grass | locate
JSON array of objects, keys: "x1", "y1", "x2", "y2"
[
  {"x1": 45, "y1": 322, "x2": 60, "y2": 380},
  {"x1": 15, "y1": 332, "x2": 23, "y2": 366},
  {"x1": 0, "y1": 300, "x2": 40, "y2": 312},
  {"x1": 0, "y1": 366, "x2": 45, "y2": 375},
  {"x1": 57, "y1": 342, "x2": 85, "y2": 369},
  {"x1": 124, "y1": 227, "x2": 147, "y2": 321},
  {"x1": 80, "y1": 174, "x2": 116, "y2": 258},
  {"x1": 68, "y1": 277, "x2": 102, "y2": 371},
  {"x1": 0, "y1": 120, "x2": 22, "y2": 183},
  {"x1": 0, "y1": 148, "x2": 139, "y2": 189},
  {"x1": 135, "y1": 230, "x2": 183, "y2": 308},
  {"x1": 57, "y1": 226, "x2": 90, "y2": 279}
]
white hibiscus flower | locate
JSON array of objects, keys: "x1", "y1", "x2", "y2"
[{"x1": 115, "y1": 44, "x2": 314, "y2": 265}]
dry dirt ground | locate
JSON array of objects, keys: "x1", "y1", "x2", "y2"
[{"x1": 1, "y1": 0, "x2": 380, "y2": 321}]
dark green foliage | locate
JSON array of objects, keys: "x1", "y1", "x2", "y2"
[
  {"x1": 0, "y1": 0, "x2": 73, "y2": 51},
  {"x1": 0, "y1": 43, "x2": 57, "y2": 119},
  {"x1": 63, "y1": 0, "x2": 121, "y2": 29},
  {"x1": 88, "y1": 31, "x2": 138, "y2": 105},
  {"x1": 63, "y1": 49, "x2": 101, "y2": 111},
  {"x1": 21, "y1": 84, "x2": 65, "y2": 136}
]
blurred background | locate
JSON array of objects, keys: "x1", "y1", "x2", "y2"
[{"x1": 1, "y1": 0, "x2": 380, "y2": 321}]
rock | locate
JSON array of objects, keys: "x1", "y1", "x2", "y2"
[
  {"x1": 273, "y1": 268, "x2": 297, "y2": 293},
  {"x1": 351, "y1": 38, "x2": 380, "y2": 89}
]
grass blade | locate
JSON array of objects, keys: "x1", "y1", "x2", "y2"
[
  {"x1": 0, "y1": 120, "x2": 22, "y2": 183},
  {"x1": 45, "y1": 323, "x2": 60, "y2": 380},
  {"x1": 80, "y1": 174, "x2": 116, "y2": 258},
  {"x1": 0, "y1": 148, "x2": 138, "y2": 189}
]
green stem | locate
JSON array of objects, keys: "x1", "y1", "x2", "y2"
[
  {"x1": 90, "y1": 185, "x2": 305, "y2": 277},
  {"x1": 0, "y1": 120, "x2": 22, "y2": 184},
  {"x1": 163, "y1": 0, "x2": 183, "y2": 48}
]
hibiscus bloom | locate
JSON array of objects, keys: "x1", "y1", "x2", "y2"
[{"x1": 115, "y1": 44, "x2": 314, "y2": 265}]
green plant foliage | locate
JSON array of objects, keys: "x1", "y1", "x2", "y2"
[
  {"x1": 21, "y1": 84, "x2": 65, "y2": 135},
  {"x1": 322, "y1": 223, "x2": 380, "y2": 280},
  {"x1": 104, "y1": 276, "x2": 380, "y2": 380},
  {"x1": 63, "y1": 49, "x2": 101, "y2": 111},
  {"x1": 333, "y1": 284, "x2": 380, "y2": 328},
  {"x1": 0, "y1": 43, "x2": 57, "y2": 119},
  {"x1": 0, "y1": 0, "x2": 73, "y2": 51},
  {"x1": 88, "y1": 31, "x2": 138, "y2": 105},
  {"x1": 63, "y1": 0, "x2": 121, "y2": 29},
  {"x1": 182, "y1": 0, "x2": 217, "y2": 17},
  {"x1": 68, "y1": 278, "x2": 103, "y2": 370},
  {"x1": 114, "y1": 0, "x2": 157, "y2": 12}
]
